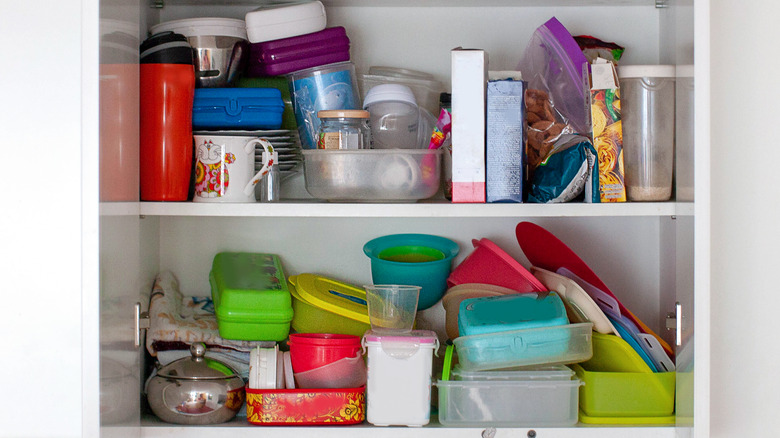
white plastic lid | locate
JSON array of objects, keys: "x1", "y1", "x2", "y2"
[
  {"x1": 617, "y1": 64, "x2": 676, "y2": 79},
  {"x1": 363, "y1": 84, "x2": 418, "y2": 109},
  {"x1": 248, "y1": 345, "x2": 278, "y2": 389},
  {"x1": 245, "y1": 1, "x2": 325, "y2": 28},
  {"x1": 363, "y1": 329, "x2": 437, "y2": 344},
  {"x1": 150, "y1": 17, "x2": 248, "y2": 39},
  {"x1": 368, "y1": 66, "x2": 434, "y2": 81}
]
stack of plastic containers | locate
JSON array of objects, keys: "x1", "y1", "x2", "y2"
[
  {"x1": 243, "y1": 1, "x2": 360, "y2": 150},
  {"x1": 437, "y1": 237, "x2": 593, "y2": 427},
  {"x1": 516, "y1": 221, "x2": 677, "y2": 424}
]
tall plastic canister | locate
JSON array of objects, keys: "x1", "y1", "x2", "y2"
[
  {"x1": 363, "y1": 330, "x2": 438, "y2": 426},
  {"x1": 617, "y1": 65, "x2": 676, "y2": 201}
]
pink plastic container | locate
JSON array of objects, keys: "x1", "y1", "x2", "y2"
[
  {"x1": 287, "y1": 333, "x2": 362, "y2": 373},
  {"x1": 447, "y1": 238, "x2": 547, "y2": 293},
  {"x1": 246, "y1": 27, "x2": 351, "y2": 77}
]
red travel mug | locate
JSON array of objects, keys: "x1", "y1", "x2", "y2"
[{"x1": 139, "y1": 32, "x2": 195, "y2": 201}]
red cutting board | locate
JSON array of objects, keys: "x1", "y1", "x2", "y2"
[{"x1": 515, "y1": 221, "x2": 674, "y2": 359}]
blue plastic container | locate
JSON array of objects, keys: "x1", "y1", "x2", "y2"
[
  {"x1": 458, "y1": 293, "x2": 568, "y2": 337},
  {"x1": 192, "y1": 87, "x2": 285, "y2": 130},
  {"x1": 363, "y1": 234, "x2": 459, "y2": 311}
]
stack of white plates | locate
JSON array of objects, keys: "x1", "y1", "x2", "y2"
[{"x1": 194, "y1": 129, "x2": 303, "y2": 177}]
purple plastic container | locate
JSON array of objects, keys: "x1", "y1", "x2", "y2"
[{"x1": 246, "y1": 27, "x2": 351, "y2": 77}]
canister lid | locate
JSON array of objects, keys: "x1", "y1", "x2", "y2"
[
  {"x1": 617, "y1": 65, "x2": 676, "y2": 79},
  {"x1": 150, "y1": 17, "x2": 248, "y2": 39},
  {"x1": 318, "y1": 109, "x2": 369, "y2": 119},
  {"x1": 363, "y1": 329, "x2": 438, "y2": 344},
  {"x1": 140, "y1": 31, "x2": 194, "y2": 65},
  {"x1": 363, "y1": 84, "x2": 418, "y2": 109}
]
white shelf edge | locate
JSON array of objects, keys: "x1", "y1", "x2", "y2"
[
  {"x1": 140, "y1": 415, "x2": 678, "y2": 438},
  {"x1": 138, "y1": 201, "x2": 694, "y2": 218}
]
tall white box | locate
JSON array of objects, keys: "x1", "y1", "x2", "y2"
[{"x1": 451, "y1": 48, "x2": 488, "y2": 203}]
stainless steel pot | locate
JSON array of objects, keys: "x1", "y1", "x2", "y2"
[
  {"x1": 188, "y1": 35, "x2": 247, "y2": 88},
  {"x1": 145, "y1": 343, "x2": 245, "y2": 424}
]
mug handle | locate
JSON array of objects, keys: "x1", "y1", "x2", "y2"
[{"x1": 243, "y1": 138, "x2": 275, "y2": 196}]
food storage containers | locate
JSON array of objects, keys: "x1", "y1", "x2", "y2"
[
  {"x1": 618, "y1": 65, "x2": 676, "y2": 201},
  {"x1": 247, "y1": 26, "x2": 351, "y2": 77},
  {"x1": 447, "y1": 238, "x2": 547, "y2": 292},
  {"x1": 288, "y1": 61, "x2": 362, "y2": 149},
  {"x1": 437, "y1": 365, "x2": 582, "y2": 427},
  {"x1": 209, "y1": 252, "x2": 293, "y2": 341},
  {"x1": 246, "y1": 387, "x2": 366, "y2": 425},
  {"x1": 287, "y1": 274, "x2": 371, "y2": 336},
  {"x1": 457, "y1": 292, "x2": 569, "y2": 336},
  {"x1": 363, "y1": 84, "x2": 422, "y2": 149},
  {"x1": 363, "y1": 330, "x2": 438, "y2": 426},
  {"x1": 301, "y1": 149, "x2": 442, "y2": 202},
  {"x1": 191, "y1": 88, "x2": 285, "y2": 130},
  {"x1": 244, "y1": 1, "x2": 327, "y2": 44},
  {"x1": 359, "y1": 66, "x2": 444, "y2": 116}
]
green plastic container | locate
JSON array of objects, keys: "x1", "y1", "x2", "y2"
[
  {"x1": 210, "y1": 252, "x2": 293, "y2": 341},
  {"x1": 571, "y1": 332, "x2": 676, "y2": 423}
]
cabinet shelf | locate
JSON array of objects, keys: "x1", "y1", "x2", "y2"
[
  {"x1": 128, "y1": 201, "x2": 693, "y2": 218},
  {"x1": 140, "y1": 415, "x2": 678, "y2": 437}
]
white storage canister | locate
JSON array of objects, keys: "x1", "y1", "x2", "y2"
[
  {"x1": 244, "y1": 1, "x2": 327, "y2": 44},
  {"x1": 363, "y1": 330, "x2": 439, "y2": 427},
  {"x1": 363, "y1": 84, "x2": 421, "y2": 149},
  {"x1": 617, "y1": 65, "x2": 676, "y2": 202}
]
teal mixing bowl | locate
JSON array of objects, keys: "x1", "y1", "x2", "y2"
[{"x1": 363, "y1": 234, "x2": 459, "y2": 310}]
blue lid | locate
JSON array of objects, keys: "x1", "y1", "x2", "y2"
[{"x1": 458, "y1": 292, "x2": 568, "y2": 337}]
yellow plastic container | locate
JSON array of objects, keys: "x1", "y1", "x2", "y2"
[
  {"x1": 288, "y1": 274, "x2": 371, "y2": 336},
  {"x1": 572, "y1": 332, "x2": 675, "y2": 423}
]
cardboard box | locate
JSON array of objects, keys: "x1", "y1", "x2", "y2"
[
  {"x1": 451, "y1": 48, "x2": 488, "y2": 203},
  {"x1": 486, "y1": 72, "x2": 525, "y2": 203},
  {"x1": 590, "y1": 58, "x2": 626, "y2": 202}
]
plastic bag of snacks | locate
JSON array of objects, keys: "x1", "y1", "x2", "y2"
[{"x1": 526, "y1": 134, "x2": 599, "y2": 203}]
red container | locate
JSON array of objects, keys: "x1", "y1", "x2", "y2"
[
  {"x1": 447, "y1": 238, "x2": 547, "y2": 293},
  {"x1": 246, "y1": 386, "x2": 365, "y2": 425},
  {"x1": 287, "y1": 333, "x2": 361, "y2": 373},
  {"x1": 139, "y1": 31, "x2": 195, "y2": 201}
]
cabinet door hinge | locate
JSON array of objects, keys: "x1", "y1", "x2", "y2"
[{"x1": 135, "y1": 302, "x2": 150, "y2": 348}]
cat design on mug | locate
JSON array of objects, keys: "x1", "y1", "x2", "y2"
[{"x1": 195, "y1": 140, "x2": 236, "y2": 198}]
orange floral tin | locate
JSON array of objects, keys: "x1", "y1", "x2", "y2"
[{"x1": 246, "y1": 387, "x2": 365, "y2": 425}]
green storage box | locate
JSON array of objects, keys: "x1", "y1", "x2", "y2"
[{"x1": 210, "y1": 252, "x2": 293, "y2": 341}]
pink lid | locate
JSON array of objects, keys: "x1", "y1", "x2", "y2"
[
  {"x1": 363, "y1": 329, "x2": 437, "y2": 344},
  {"x1": 447, "y1": 238, "x2": 546, "y2": 293}
]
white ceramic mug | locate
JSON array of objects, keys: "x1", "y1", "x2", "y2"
[{"x1": 193, "y1": 135, "x2": 275, "y2": 203}]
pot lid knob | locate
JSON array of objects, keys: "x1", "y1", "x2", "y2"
[{"x1": 190, "y1": 342, "x2": 206, "y2": 361}]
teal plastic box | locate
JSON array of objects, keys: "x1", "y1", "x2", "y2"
[
  {"x1": 458, "y1": 292, "x2": 568, "y2": 336},
  {"x1": 210, "y1": 252, "x2": 293, "y2": 341}
]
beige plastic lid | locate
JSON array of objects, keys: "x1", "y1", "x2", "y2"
[
  {"x1": 318, "y1": 109, "x2": 369, "y2": 119},
  {"x1": 617, "y1": 65, "x2": 676, "y2": 79},
  {"x1": 245, "y1": 1, "x2": 326, "y2": 43}
]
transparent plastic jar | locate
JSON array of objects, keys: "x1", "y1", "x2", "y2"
[{"x1": 316, "y1": 109, "x2": 371, "y2": 150}]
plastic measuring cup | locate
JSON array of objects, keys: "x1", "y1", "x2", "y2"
[{"x1": 363, "y1": 284, "x2": 421, "y2": 333}]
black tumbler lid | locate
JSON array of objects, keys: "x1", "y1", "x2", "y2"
[{"x1": 140, "y1": 31, "x2": 193, "y2": 65}]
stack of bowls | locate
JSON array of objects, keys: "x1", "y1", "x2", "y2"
[{"x1": 287, "y1": 333, "x2": 366, "y2": 389}]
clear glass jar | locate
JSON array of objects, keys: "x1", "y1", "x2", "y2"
[{"x1": 316, "y1": 109, "x2": 371, "y2": 150}]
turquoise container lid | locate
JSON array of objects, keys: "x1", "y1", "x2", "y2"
[{"x1": 458, "y1": 292, "x2": 568, "y2": 337}]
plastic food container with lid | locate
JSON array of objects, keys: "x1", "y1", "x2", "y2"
[
  {"x1": 458, "y1": 292, "x2": 569, "y2": 337},
  {"x1": 441, "y1": 283, "x2": 519, "y2": 340},
  {"x1": 209, "y1": 252, "x2": 293, "y2": 341},
  {"x1": 245, "y1": 0, "x2": 327, "y2": 44},
  {"x1": 359, "y1": 66, "x2": 444, "y2": 116},
  {"x1": 247, "y1": 26, "x2": 351, "y2": 78},
  {"x1": 617, "y1": 65, "x2": 676, "y2": 202},
  {"x1": 191, "y1": 88, "x2": 285, "y2": 130},
  {"x1": 453, "y1": 322, "x2": 593, "y2": 371},
  {"x1": 287, "y1": 274, "x2": 371, "y2": 336},
  {"x1": 362, "y1": 330, "x2": 439, "y2": 426},
  {"x1": 150, "y1": 18, "x2": 248, "y2": 88},
  {"x1": 363, "y1": 84, "x2": 421, "y2": 149},
  {"x1": 437, "y1": 364, "x2": 582, "y2": 427}
]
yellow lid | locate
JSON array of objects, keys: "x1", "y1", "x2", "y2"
[{"x1": 291, "y1": 274, "x2": 370, "y2": 324}]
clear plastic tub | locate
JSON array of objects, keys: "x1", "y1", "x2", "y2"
[
  {"x1": 359, "y1": 66, "x2": 443, "y2": 116},
  {"x1": 453, "y1": 322, "x2": 593, "y2": 371},
  {"x1": 301, "y1": 149, "x2": 441, "y2": 202},
  {"x1": 618, "y1": 65, "x2": 676, "y2": 201},
  {"x1": 451, "y1": 364, "x2": 574, "y2": 381},
  {"x1": 437, "y1": 375, "x2": 582, "y2": 426}
]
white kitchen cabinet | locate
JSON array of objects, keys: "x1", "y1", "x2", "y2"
[{"x1": 14, "y1": 0, "x2": 780, "y2": 438}]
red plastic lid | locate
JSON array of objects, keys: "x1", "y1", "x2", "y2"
[
  {"x1": 447, "y1": 238, "x2": 546, "y2": 293},
  {"x1": 287, "y1": 333, "x2": 360, "y2": 346},
  {"x1": 514, "y1": 221, "x2": 674, "y2": 357}
]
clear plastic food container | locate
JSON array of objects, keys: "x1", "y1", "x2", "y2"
[{"x1": 301, "y1": 149, "x2": 442, "y2": 202}]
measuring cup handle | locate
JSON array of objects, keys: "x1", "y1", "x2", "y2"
[{"x1": 242, "y1": 138, "x2": 275, "y2": 196}]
